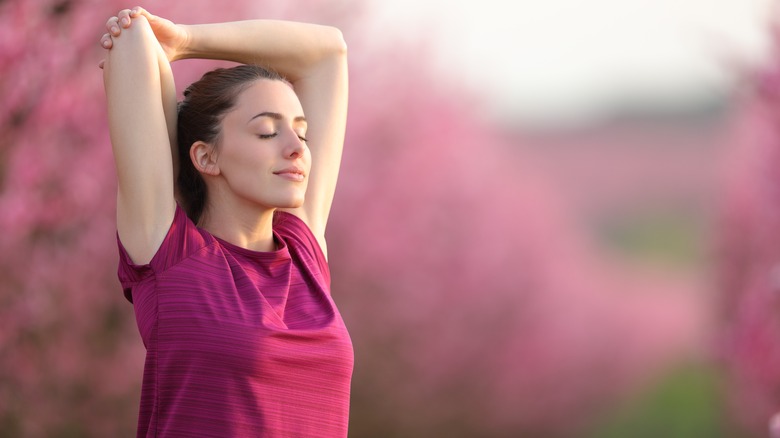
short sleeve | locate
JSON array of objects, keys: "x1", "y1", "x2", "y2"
[
  {"x1": 274, "y1": 212, "x2": 331, "y2": 287},
  {"x1": 116, "y1": 204, "x2": 209, "y2": 302}
]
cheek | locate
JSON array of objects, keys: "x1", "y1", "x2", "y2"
[{"x1": 223, "y1": 137, "x2": 269, "y2": 164}]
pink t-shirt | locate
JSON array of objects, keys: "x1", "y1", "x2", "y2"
[{"x1": 117, "y1": 206, "x2": 353, "y2": 437}]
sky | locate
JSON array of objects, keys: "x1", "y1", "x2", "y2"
[{"x1": 364, "y1": 0, "x2": 775, "y2": 125}]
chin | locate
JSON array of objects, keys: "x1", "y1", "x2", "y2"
[
  {"x1": 275, "y1": 196, "x2": 305, "y2": 209},
  {"x1": 263, "y1": 187, "x2": 306, "y2": 209},
  {"x1": 286, "y1": 200, "x2": 305, "y2": 209}
]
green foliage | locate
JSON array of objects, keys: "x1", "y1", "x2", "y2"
[
  {"x1": 587, "y1": 364, "x2": 754, "y2": 438},
  {"x1": 594, "y1": 210, "x2": 706, "y2": 269}
]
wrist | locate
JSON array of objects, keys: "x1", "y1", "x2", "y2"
[{"x1": 171, "y1": 24, "x2": 195, "y2": 61}]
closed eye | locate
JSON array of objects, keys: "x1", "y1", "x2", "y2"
[{"x1": 258, "y1": 133, "x2": 277, "y2": 139}]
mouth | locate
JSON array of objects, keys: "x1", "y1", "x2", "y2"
[{"x1": 273, "y1": 167, "x2": 306, "y2": 182}]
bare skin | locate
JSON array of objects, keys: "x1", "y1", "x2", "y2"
[{"x1": 101, "y1": 7, "x2": 347, "y2": 263}]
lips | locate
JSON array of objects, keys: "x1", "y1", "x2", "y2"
[{"x1": 273, "y1": 167, "x2": 306, "y2": 182}]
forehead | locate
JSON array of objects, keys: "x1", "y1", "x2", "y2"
[{"x1": 232, "y1": 79, "x2": 304, "y2": 120}]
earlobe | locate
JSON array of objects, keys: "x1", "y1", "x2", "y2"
[{"x1": 190, "y1": 141, "x2": 220, "y2": 176}]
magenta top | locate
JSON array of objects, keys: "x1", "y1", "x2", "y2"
[{"x1": 117, "y1": 206, "x2": 353, "y2": 437}]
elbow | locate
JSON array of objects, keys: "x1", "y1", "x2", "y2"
[
  {"x1": 335, "y1": 30, "x2": 348, "y2": 56},
  {"x1": 326, "y1": 27, "x2": 348, "y2": 57}
]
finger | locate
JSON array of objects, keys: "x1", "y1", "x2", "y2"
[
  {"x1": 100, "y1": 33, "x2": 112, "y2": 49},
  {"x1": 117, "y1": 9, "x2": 132, "y2": 28},
  {"x1": 98, "y1": 59, "x2": 105, "y2": 69},
  {"x1": 130, "y1": 6, "x2": 148, "y2": 17},
  {"x1": 106, "y1": 16, "x2": 120, "y2": 36},
  {"x1": 131, "y1": 6, "x2": 154, "y2": 22}
]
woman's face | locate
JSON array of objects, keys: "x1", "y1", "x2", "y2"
[{"x1": 213, "y1": 79, "x2": 311, "y2": 210}]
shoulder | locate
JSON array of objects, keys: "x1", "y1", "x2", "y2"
[
  {"x1": 118, "y1": 204, "x2": 214, "y2": 282},
  {"x1": 277, "y1": 208, "x2": 328, "y2": 259},
  {"x1": 274, "y1": 211, "x2": 324, "y2": 256},
  {"x1": 274, "y1": 211, "x2": 330, "y2": 276}
]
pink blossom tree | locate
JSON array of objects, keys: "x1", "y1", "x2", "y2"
[
  {"x1": 335, "y1": 52, "x2": 710, "y2": 436},
  {"x1": 717, "y1": 23, "x2": 780, "y2": 436},
  {"x1": 0, "y1": 1, "x2": 356, "y2": 435},
  {"x1": 0, "y1": 0, "x2": 709, "y2": 436}
]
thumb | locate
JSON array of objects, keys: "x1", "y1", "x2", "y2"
[{"x1": 130, "y1": 6, "x2": 156, "y2": 23}]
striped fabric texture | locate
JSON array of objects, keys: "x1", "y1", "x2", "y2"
[{"x1": 117, "y1": 206, "x2": 353, "y2": 437}]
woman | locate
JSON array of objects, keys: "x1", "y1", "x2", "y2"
[{"x1": 100, "y1": 7, "x2": 352, "y2": 437}]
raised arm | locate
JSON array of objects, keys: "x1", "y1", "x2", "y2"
[
  {"x1": 102, "y1": 12, "x2": 177, "y2": 264},
  {"x1": 133, "y1": 8, "x2": 348, "y2": 247}
]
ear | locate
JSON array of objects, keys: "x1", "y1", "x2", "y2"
[{"x1": 190, "y1": 141, "x2": 220, "y2": 176}]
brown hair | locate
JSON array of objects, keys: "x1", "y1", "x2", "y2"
[{"x1": 176, "y1": 64, "x2": 284, "y2": 223}]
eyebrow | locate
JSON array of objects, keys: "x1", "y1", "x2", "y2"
[{"x1": 248, "y1": 112, "x2": 307, "y2": 124}]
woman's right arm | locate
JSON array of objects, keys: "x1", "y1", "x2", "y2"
[{"x1": 103, "y1": 14, "x2": 176, "y2": 265}]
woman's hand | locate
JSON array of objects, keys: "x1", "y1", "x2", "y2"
[{"x1": 99, "y1": 7, "x2": 189, "y2": 63}]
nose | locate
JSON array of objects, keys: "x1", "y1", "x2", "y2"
[{"x1": 284, "y1": 130, "x2": 306, "y2": 159}]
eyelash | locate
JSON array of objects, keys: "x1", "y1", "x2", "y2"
[{"x1": 257, "y1": 133, "x2": 308, "y2": 142}]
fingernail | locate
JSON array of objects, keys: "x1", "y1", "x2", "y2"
[
  {"x1": 102, "y1": 40, "x2": 110, "y2": 48},
  {"x1": 111, "y1": 26, "x2": 119, "y2": 33},
  {"x1": 122, "y1": 18, "x2": 130, "y2": 26}
]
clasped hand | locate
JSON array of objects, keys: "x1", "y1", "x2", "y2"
[{"x1": 98, "y1": 6, "x2": 189, "y2": 68}]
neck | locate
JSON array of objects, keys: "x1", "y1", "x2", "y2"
[{"x1": 199, "y1": 195, "x2": 277, "y2": 252}]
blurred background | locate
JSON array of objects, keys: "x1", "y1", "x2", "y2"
[{"x1": 1, "y1": 0, "x2": 779, "y2": 436}]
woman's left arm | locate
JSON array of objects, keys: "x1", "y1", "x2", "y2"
[{"x1": 177, "y1": 16, "x2": 348, "y2": 250}]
